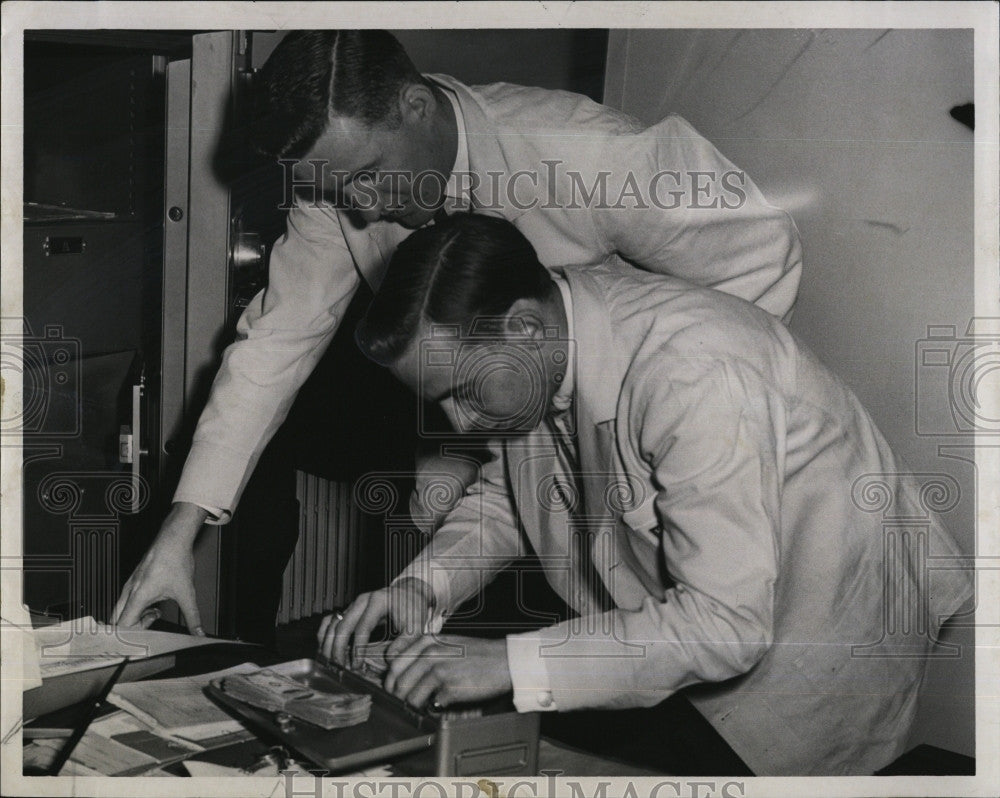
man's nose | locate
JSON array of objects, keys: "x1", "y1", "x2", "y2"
[
  {"x1": 441, "y1": 398, "x2": 488, "y2": 434},
  {"x1": 344, "y1": 185, "x2": 384, "y2": 222}
]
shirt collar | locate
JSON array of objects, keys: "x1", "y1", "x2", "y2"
[
  {"x1": 440, "y1": 85, "x2": 470, "y2": 207},
  {"x1": 551, "y1": 274, "x2": 575, "y2": 413}
]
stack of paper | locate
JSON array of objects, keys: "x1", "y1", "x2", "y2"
[
  {"x1": 25, "y1": 617, "x2": 235, "y2": 720},
  {"x1": 32, "y1": 616, "x2": 222, "y2": 679},
  {"x1": 107, "y1": 663, "x2": 257, "y2": 743},
  {"x1": 26, "y1": 663, "x2": 262, "y2": 776},
  {"x1": 219, "y1": 668, "x2": 372, "y2": 730}
]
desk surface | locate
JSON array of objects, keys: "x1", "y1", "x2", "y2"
[
  {"x1": 537, "y1": 739, "x2": 663, "y2": 777},
  {"x1": 158, "y1": 643, "x2": 665, "y2": 775},
  {"x1": 28, "y1": 641, "x2": 665, "y2": 778}
]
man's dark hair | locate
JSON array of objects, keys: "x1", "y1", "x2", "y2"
[
  {"x1": 251, "y1": 30, "x2": 429, "y2": 159},
  {"x1": 356, "y1": 214, "x2": 554, "y2": 366}
]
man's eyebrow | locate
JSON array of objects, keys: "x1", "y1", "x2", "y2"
[{"x1": 343, "y1": 161, "x2": 379, "y2": 182}]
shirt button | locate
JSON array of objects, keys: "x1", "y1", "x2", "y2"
[{"x1": 537, "y1": 691, "x2": 554, "y2": 708}]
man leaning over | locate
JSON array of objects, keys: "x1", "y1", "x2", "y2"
[
  {"x1": 329, "y1": 214, "x2": 972, "y2": 776},
  {"x1": 114, "y1": 30, "x2": 802, "y2": 633}
]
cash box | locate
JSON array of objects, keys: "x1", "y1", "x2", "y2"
[{"x1": 206, "y1": 658, "x2": 539, "y2": 776}]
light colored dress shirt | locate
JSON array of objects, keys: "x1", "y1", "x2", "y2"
[
  {"x1": 173, "y1": 75, "x2": 803, "y2": 523},
  {"x1": 396, "y1": 262, "x2": 973, "y2": 775},
  {"x1": 186, "y1": 85, "x2": 469, "y2": 523},
  {"x1": 505, "y1": 275, "x2": 575, "y2": 712}
]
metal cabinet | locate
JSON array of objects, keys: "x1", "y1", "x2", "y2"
[{"x1": 20, "y1": 40, "x2": 169, "y2": 622}]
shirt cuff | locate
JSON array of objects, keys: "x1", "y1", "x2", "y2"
[
  {"x1": 170, "y1": 496, "x2": 228, "y2": 525},
  {"x1": 506, "y1": 633, "x2": 557, "y2": 712},
  {"x1": 172, "y1": 440, "x2": 253, "y2": 523},
  {"x1": 192, "y1": 503, "x2": 226, "y2": 526}
]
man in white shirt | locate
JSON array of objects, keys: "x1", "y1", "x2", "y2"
[
  {"x1": 114, "y1": 30, "x2": 802, "y2": 634},
  {"x1": 326, "y1": 214, "x2": 973, "y2": 775}
]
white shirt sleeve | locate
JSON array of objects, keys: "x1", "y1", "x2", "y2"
[
  {"x1": 394, "y1": 441, "x2": 525, "y2": 618},
  {"x1": 173, "y1": 201, "x2": 359, "y2": 517}
]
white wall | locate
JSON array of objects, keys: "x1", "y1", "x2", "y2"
[{"x1": 605, "y1": 29, "x2": 976, "y2": 759}]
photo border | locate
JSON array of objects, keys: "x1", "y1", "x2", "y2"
[{"x1": 2, "y1": 3, "x2": 997, "y2": 796}]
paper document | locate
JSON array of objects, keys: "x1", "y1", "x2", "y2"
[
  {"x1": 9, "y1": 603, "x2": 43, "y2": 691},
  {"x1": 33, "y1": 617, "x2": 229, "y2": 679},
  {"x1": 24, "y1": 731, "x2": 161, "y2": 776}
]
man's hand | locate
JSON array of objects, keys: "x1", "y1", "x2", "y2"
[
  {"x1": 112, "y1": 502, "x2": 208, "y2": 633},
  {"x1": 383, "y1": 635, "x2": 512, "y2": 709},
  {"x1": 318, "y1": 577, "x2": 434, "y2": 667}
]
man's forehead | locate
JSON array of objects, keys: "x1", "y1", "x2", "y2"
[
  {"x1": 324, "y1": 113, "x2": 375, "y2": 141},
  {"x1": 299, "y1": 114, "x2": 380, "y2": 172},
  {"x1": 388, "y1": 337, "x2": 448, "y2": 397},
  {"x1": 402, "y1": 329, "x2": 461, "y2": 366}
]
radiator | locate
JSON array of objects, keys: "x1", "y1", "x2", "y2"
[{"x1": 277, "y1": 471, "x2": 362, "y2": 624}]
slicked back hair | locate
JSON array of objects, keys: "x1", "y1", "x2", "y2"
[
  {"x1": 251, "y1": 30, "x2": 429, "y2": 160},
  {"x1": 356, "y1": 214, "x2": 554, "y2": 366}
]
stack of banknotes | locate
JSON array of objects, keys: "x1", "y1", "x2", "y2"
[
  {"x1": 353, "y1": 641, "x2": 390, "y2": 681},
  {"x1": 220, "y1": 669, "x2": 372, "y2": 729}
]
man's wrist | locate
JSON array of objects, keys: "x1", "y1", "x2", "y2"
[
  {"x1": 164, "y1": 502, "x2": 211, "y2": 543},
  {"x1": 394, "y1": 576, "x2": 435, "y2": 608},
  {"x1": 391, "y1": 575, "x2": 450, "y2": 634}
]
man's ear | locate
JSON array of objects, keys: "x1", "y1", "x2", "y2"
[
  {"x1": 398, "y1": 82, "x2": 437, "y2": 124},
  {"x1": 503, "y1": 298, "x2": 545, "y2": 340}
]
